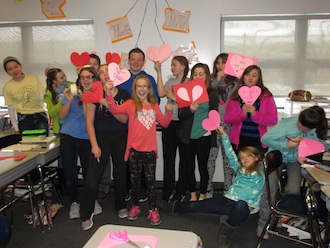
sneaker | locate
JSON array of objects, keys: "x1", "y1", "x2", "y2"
[
  {"x1": 147, "y1": 208, "x2": 161, "y2": 226},
  {"x1": 256, "y1": 226, "x2": 269, "y2": 240},
  {"x1": 125, "y1": 190, "x2": 131, "y2": 202},
  {"x1": 127, "y1": 205, "x2": 141, "y2": 220},
  {"x1": 81, "y1": 213, "x2": 94, "y2": 231},
  {"x1": 94, "y1": 200, "x2": 102, "y2": 215},
  {"x1": 118, "y1": 208, "x2": 128, "y2": 219},
  {"x1": 139, "y1": 188, "x2": 148, "y2": 202},
  {"x1": 69, "y1": 202, "x2": 80, "y2": 219}
]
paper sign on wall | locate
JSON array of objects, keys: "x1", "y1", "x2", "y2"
[
  {"x1": 173, "y1": 78, "x2": 209, "y2": 108},
  {"x1": 163, "y1": 8, "x2": 191, "y2": 33},
  {"x1": 106, "y1": 16, "x2": 133, "y2": 43},
  {"x1": 224, "y1": 52, "x2": 258, "y2": 78},
  {"x1": 40, "y1": 0, "x2": 66, "y2": 19}
]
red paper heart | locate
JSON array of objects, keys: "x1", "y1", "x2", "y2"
[
  {"x1": 105, "y1": 52, "x2": 121, "y2": 64},
  {"x1": 202, "y1": 110, "x2": 221, "y2": 131},
  {"x1": 298, "y1": 138, "x2": 325, "y2": 157},
  {"x1": 238, "y1": 86, "x2": 261, "y2": 105},
  {"x1": 70, "y1": 52, "x2": 90, "y2": 67},
  {"x1": 82, "y1": 81, "x2": 104, "y2": 103}
]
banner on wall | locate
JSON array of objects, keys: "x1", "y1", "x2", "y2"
[
  {"x1": 163, "y1": 8, "x2": 191, "y2": 33},
  {"x1": 106, "y1": 16, "x2": 133, "y2": 43},
  {"x1": 40, "y1": 0, "x2": 66, "y2": 19}
]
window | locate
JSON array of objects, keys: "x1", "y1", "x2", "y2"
[
  {"x1": 0, "y1": 20, "x2": 95, "y2": 94},
  {"x1": 220, "y1": 14, "x2": 330, "y2": 97}
]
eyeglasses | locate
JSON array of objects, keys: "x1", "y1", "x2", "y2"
[
  {"x1": 80, "y1": 75, "x2": 95, "y2": 80},
  {"x1": 136, "y1": 85, "x2": 149, "y2": 89}
]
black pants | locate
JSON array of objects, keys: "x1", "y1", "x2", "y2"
[{"x1": 161, "y1": 120, "x2": 185, "y2": 201}]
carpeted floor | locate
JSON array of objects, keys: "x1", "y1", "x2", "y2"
[{"x1": 3, "y1": 188, "x2": 306, "y2": 248}]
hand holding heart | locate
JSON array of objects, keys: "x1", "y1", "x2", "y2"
[
  {"x1": 82, "y1": 81, "x2": 104, "y2": 103},
  {"x1": 202, "y1": 110, "x2": 221, "y2": 131}
]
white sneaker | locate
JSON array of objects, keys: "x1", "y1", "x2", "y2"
[
  {"x1": 94, "y1": 200, "x2": 102, "y2": 215},
  {"x1": 69, "y1": 202, "x2": 80, "y2": 219},
  {"x1": 81, "y1": 213, "x2": 94, "y2": 231}
]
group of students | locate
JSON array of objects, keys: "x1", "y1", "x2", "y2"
[{"x1": 3, "y1": 51, "x2": 329, "y2": 247}]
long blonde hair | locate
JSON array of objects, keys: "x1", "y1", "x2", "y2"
[
  {"x1": 238, "y1": 146, "x2": 263, "y2": 175},
  {"x1": 131, "y1": 75, "x2": 157, "y2": 114}
]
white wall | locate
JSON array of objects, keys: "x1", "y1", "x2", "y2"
[{"x1": 1, "y1": 0, "x2": 330, "y2": 80}]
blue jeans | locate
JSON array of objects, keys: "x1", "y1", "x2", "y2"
[
  {"x1": 17, "y1": 112, "x2": 49, "y2": 136},
  {"x1": 174, "y1": 196, "x2": 250, "y2": 227},
  {"x1": 60, "y1": 134, "x2": 91, "y2": 203}
]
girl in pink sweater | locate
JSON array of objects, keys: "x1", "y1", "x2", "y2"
[{"x1": 104, "y1": 74, "x2": 173, "y2": 226}]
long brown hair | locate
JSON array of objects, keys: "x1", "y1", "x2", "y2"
[
  {"x1": 173, "y1": 56, "x2": 189, "y2": 83},
  {"x1": 131, "y1": 75, "x2": 157, "y2": 114},
  {"x1": 230, "y1": 65, "x2": 272, "y2": 100},
  {"x1": 46, "y1": 68, "x2": 63, "y2": 105},
  {"x1": 190, "y1": 63, "x2": 213, "y2": 90}
]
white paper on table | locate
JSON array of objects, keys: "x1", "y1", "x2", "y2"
[{"x1": 1, "y1": 144, "x2": 39, "y2": 151}]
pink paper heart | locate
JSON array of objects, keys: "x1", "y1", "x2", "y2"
[
  {"x1": 229, "y1": 54, "x2": 255, "y2": 78},
  {"x1": 107, "y1": 62, "x2": 130, "y2": 87},
  {"x1": 82, "y1": 81, "x2": 104, "y2": 103},
  {"x1": 177, "y1": 88, "x2": 190, "y2": 102},
  {"x1": 238, "y1": 86, "x2": 261, "y2": 104},
  {"x1": 298, "y1": 138, "x2": 325, "y2": 158},
  {"x1": 146, "y1": 44, "x2": 172, "y2": 63},
  {"x1": 202, "y1": 110, "x2": 221, "y2": 131},
  {"x1": 70, "y1": 52, "x2": 90, "y2": 67},
  {"x1": 105, "y1": 52, "x2": 121, "y2": 64}
]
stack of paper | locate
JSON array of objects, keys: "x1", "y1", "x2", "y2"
[{"x1": 20, "y1": 136, "x2": 56, "y2": 145}]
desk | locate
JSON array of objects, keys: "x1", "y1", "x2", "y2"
[
  {"x1": 299, "y1": 157, "x2": 330, "y2": 247},
  {"x1": 0, "y1": 138, "x2": 60, "y2": 229},
  {"x1": 84, "y1": 224, "x2": 199, "y2": 248},
  {"x1": 0, "y1": 151, "x2": 38, "y2": 188}
]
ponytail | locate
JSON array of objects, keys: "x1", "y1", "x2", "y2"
[{"x1": 299, "y1": 106, "x2": 328, "y2": 140}]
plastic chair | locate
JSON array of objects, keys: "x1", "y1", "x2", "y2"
[{"x1": 256, "y1": 150, "x2": 323, "y2": 248}]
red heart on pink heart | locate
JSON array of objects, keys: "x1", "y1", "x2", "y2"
[
  {"x1": 202, "y1": 110, "x2": 221, "y2": 131},
  {"x1": 105, "y1": 53, "x2": 121, "y2": 64},
  {"x1": 108, "y1": 62, "x2": 130, "y2": 87},
  {"x1": 70, "y1": 52, "x2": 90, "y2": 67},
  {"x1": 298, "y1": 138, "x2": 325, "y2": 158},
  {"x1": 146, "y1": 44, "x2": 172, "y2": 63},
  {"x1": 82, "y1": 81, "x2": 104, "y2": 103},
  {"x1": 238, "y1": 86, "x2": 261, "y2": 104}
]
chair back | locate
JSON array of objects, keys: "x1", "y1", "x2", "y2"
[
  {"x1": 263, "y1": 150, "x2": 283, "y2": 209},
  {"x1": 0, "y1": 134, "x2": 22, "y2": 149}
]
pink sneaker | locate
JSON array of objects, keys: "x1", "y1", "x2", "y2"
[
  {"x1": 127, "y1": 205, "x2": 141, "y2": 221},
  {"x1": 147, "y1": 208, "x2": 161, "y2": 226}
]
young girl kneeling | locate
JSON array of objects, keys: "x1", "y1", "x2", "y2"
[
  {"x1": 158, "y1": 126, "x2": 265, "y2": 247},
  {"x1": 105, "y1": 74, "x2": 173, "y2": 226}
]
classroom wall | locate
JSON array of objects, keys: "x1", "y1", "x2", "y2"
[{"x1": 1, "y1": 0, "x2": 330, "y2": 80}]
